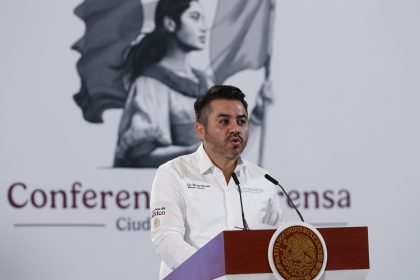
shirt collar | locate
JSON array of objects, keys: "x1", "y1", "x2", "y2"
[{"x1": 196, "y1": 144, "x2": 247, "y2": 175}]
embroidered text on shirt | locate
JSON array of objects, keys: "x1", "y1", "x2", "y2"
[{"x1": 186, "y1": 182, "x2": 211, "y2": 190}]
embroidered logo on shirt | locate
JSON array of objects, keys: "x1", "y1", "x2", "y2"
[
  {"x1": 186, "y1": 182, "x2": 211, "y2": 190},
  {"x1": 152, "y1": 217, "x2": 160, "y2": 229},
  {"x1": 152, "y1": 207, "x2": 166, "y2": 218},
  {"x1": 242, "y1": 187, "x2": 264, "y2": 194}
]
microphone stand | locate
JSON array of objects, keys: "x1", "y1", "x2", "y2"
[
  {"x1": 231, "y1": 173, "x2": 250, "y2": 230},
  {"x1": 264, "y1": 174, "x2": 305, "y2": 222}
]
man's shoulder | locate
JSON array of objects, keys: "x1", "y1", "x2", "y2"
[
  {"x1": 243, "y1": 159, "x2": 269, "y2": 176},
  {"x1": 158, "y1": 152, "x2": 197, "y2": 176},
  {"x1": 242, "y1": 160, "x2": 277, "y2": 193}
]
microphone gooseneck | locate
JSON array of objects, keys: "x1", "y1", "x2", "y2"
[
  {"x1": 264, "y1": 174, "x2": 305, "y2": 222},
  {"x1": 231, "y1": 172, "x2": 250, "y2": 230},
  {"x1": 231, "y1": 172, "x2": 240, "y2": 185}
]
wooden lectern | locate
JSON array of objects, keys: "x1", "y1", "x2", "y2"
[{"x1": 164, "y1": 227, "x2": 369, "y2": 280}]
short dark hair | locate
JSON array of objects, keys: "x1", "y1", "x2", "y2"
[{"x1": 194, "y1": 85, "x2": 248, "y2": 125}]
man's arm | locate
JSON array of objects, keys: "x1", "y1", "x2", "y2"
[{"x1": 150, "y1": 165, "x2": 197, "y2": 269}]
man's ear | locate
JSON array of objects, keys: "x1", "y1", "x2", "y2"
[
  {"x1": 163, "y1": 16, "x2": 176, "y2": 33},
  {"x1": 195, "y1": 122, "x2": 205, "y2": 140}
]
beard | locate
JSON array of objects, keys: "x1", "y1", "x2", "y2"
[{"x1": 204, "y1": 128, "x2": 248, "y2": 161}]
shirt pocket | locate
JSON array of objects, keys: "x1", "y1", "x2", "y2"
[
  {"x1": 183, "y1": 181, "x2": 226, "y2": 229},
  {"x1": 241, "y1": 186, "x2": 276, "y2": 228}
]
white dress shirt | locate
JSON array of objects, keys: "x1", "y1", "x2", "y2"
[{"x1": 151, "y1": 145, "x2": 284, "y2": 279}]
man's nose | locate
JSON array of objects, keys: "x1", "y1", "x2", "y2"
[{"x1": 228, "y1": 122, "x2": 240, "y2": 134}]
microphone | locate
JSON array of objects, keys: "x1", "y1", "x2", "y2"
[
  {"x1": 231, "y1": 172, "x2": 250, "y2": 230},
  {"x1": 264, "y1": 174, "x2": 305, "y2": 222}
]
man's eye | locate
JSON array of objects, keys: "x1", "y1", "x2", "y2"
[
  {"x1": 220, "y1": 119, "x2": 229, "y2": 124},
  {"x1": 238, "y1": 119, "x2": 247, "y2": 125}
]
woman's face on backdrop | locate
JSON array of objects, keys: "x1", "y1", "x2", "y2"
[{"x1": 175, "y1": 1, "x2": 207, "y2": 50}]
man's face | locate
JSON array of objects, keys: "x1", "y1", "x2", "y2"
[{"x1": 198, "y1": 99, "x2": 249, "y2": 161}]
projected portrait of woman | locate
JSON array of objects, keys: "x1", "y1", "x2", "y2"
[{"x1": 113, "y1": 0, "x2": 209, "y2": 167}]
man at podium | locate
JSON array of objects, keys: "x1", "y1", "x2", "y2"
[{"x1": 151, "y1": 85, "x2": 284, "y2": 279}]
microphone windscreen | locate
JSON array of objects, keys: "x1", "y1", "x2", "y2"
[
  {"x1": 231, "y1": 172, "x2": 240, "y2": 185},
  {"x1": 264, "y1": 174, "x2": 279, "y2": 185}
]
